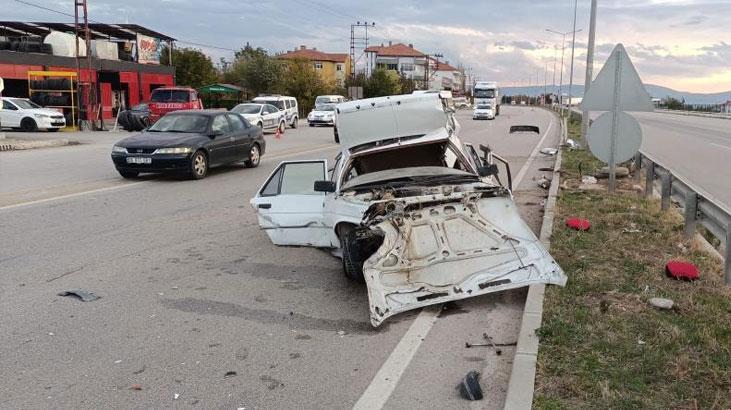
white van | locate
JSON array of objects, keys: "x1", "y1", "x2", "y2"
[
  {"x1": 315, "y1": 95, "x2": 345, "y2": 107},
  {"x1": 252, "y1": 95, "x2": 299, "y2": 128}
]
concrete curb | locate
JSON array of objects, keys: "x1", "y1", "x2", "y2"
[
  {"x1": 0, "y1": 138, "x2": 73, "y2": 151},
  {"x1": 503, "y1": 112, "x2": 564, "y2": 410}
]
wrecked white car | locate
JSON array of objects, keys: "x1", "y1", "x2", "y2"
[{"x1": 251, "y1": 93, "x2": 566, "y2": 327}]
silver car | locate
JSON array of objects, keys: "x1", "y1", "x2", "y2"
[{"x1": 231, "y1": 103, "x2": 286, "y2": 133}]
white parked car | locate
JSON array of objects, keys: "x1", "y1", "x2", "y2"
[
  {"x1": 252, "y1": 95, "x2": 299, "y2": 128},
  {"x1": 472, "y1": 104, "x2": 495, "y2": 120},
  {"x1": 250, "y1": 92, "x2": 566, "y2": 327},
  {"x1": 1, "y1": 97, "x2": 66, "y2": 131},
  {"x1": 231, "y1": 103, "x2": 286, "y2": 133},
  {"x1": 307, "y1": 104, "x2": 336, "y2": 126}
]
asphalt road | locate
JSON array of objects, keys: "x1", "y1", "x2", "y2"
[
  {"x1": 0, "y1": 106, "x2": 560, "y2": 409},
  {"x1": 634, "y1": 111, "x2": 731, "y2": 212}
]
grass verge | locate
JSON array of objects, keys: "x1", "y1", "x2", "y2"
[{"x1": 533, "y1": 118, "x2": 731, "y2": 409}]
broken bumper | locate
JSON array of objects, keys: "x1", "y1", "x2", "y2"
[{"x1": 363, "y1": 195, "x2": 566, "y2": 327}]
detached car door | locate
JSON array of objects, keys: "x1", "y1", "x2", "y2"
[{"x1": 250, "y1": 160, "x2": 336, "y2": 247}]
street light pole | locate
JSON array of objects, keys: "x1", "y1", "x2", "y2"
[
  {"x1": 546, "y1": 28, "x2": 582, "y2": 118},
  {"x1": 582, "y1": 0, "x2": 598, "y2": 139},
  {"x1": 568, "y1": 0, "x2": 579, "y2": 114}
]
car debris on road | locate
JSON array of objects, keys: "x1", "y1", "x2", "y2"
[
  {"x1": 250, "y1": 92, "x2": 567, "y2": 327},
  {"x1": 57, "y1": 289, "x2": 100, "y2": 302}
]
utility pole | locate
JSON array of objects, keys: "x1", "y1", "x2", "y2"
[
  {"x1": 568, "y1": 0, "x2": 579, "y2": 113},
  {"x1": 349, "y1": 21, "x2": 375, "y2": 79},
  {"x1": 424, "y1": 52, "x2": 443, "y2": 90},
  {"x1": 75, "y1": 0, "x2": 96, "y2": 130},
  {"x1": 582, "y1": 0, "x2": 598, "y2": 139}
]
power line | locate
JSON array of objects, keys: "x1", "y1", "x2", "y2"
[{"x1": 12, "y1": 0, "x2": 236, "y2": 52}]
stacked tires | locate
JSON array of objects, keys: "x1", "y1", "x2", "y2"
[{"x1": 118, "y1": 110, "x2": 150, "y2": 132}]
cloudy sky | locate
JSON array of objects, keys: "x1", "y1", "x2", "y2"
[{"x1": 6, "y1": 0, "x2": 731, "y2": 93}]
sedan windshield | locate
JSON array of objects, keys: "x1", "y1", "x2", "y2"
[
  {"x1": 316, "y1": 104, "x2": 336, "y2": 112},
  {"x1": 476, "y1": 105, "x2": 491, "y2": 109},
  {"x1": 148, "y1": 114, "x2": 209, "y2": 133},
  {"x1": 12, "y1": 99, "x2": 42, "y2": 109},
  {"x1": 232, "y1": 104, "x2": 262, "y2": 114}
]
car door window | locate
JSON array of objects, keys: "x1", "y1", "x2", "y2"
[
  {"x1": 211, "y1": 115, "x2": 231, "y2": 134},
  {"x1": 260, "y1": 166, "x2": 284, "y2": 197},
  {"x1": 267, "y1": 104, "x2": 279, "y2": 114},
  {"x1": 3, "y1": 100, "x2": 17, "y2": 110},
  {"x1": 227, "y1": 114, "x2": 246, "y2": 131},
  {"x1": 281, "y1": 162, "x2": 325, "y2": 195}
]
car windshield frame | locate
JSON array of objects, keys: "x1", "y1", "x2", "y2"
[
  {"x1": 12, "y1": 99, "x2": 42, "y2": 109},
  {"x1": 232, "y1": 104, "x2": 263, "y2": 115},
  {"x1": 150, "y1": 89, "x2": 191, "y2": 103},
  {"x1": 147, "y1": 113, "x2": 210, "y2": 133},
  {"x1": 315, "y1": 104, "x2": 336, "y2": 112}
]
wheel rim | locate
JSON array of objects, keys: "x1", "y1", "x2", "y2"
[
  {"x1": 250, "y1": 145, "x2": 260, "y2": 165},
  {"x1": 193, "y1": 153, "x2": 206, "y2": 175}
]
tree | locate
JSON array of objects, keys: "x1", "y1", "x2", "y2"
[
  {"x1": 363, "y1": 68, "x2": 402, "y2": 98},
  {"x1": 281, "y1": 57, "x2": 329, "y2": 115},
  {"x1": 664, "y1": 96, "x2": 684, "y2": 110},
  {"x1": 160, "y1": 46, "x2": 218, "y2": 89},
  {"x1": 398, "y1": 72, "x2": 417, "y2": 94},
  {"x1": 224, "y1": 44, "x2": 284, "y2": 97}
]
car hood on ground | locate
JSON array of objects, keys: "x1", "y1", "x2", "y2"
[{"x1": 116, "y1": 132, "x2": 207, "y2": 148}]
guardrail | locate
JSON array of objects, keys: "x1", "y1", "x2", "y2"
[
  {"x1": 635, "y1": 151, "x2": 731, "y2": 284},
  {"x1": 654, "y1": 109, "x2": 731, "y2": 120}
]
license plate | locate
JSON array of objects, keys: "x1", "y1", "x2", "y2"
[{"x1": 126, "y1": 157, "x2": 151, "y2": 164}]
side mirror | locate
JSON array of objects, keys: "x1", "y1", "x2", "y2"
[
  {"x1": 314, "y1": 180, "x2": 336, "y2": 193},
  {"x1": 477, "y1": 164, "x2": 499, "y2": 177}
]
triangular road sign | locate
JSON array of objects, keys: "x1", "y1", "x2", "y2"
[{"x1": 581, "y1": 44, "x2": 654, "y2": 112}]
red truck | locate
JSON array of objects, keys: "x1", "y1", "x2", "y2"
[{"x1": 147, "y1": 87, "x2": 203, "y2": 123}]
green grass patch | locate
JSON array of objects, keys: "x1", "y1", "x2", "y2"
[{"x1": 534, "y1": 119, "x2": 731, "y2": 409}]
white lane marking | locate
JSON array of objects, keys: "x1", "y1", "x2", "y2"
[
  {"x1": 709, "y1": 142, "x2": 731, "y2": 151},
  {"x1": 0, "y1": 144, "x2": 337, "y2": 212},
  {"x1": 512, "y1": 117, "x2": 555, "y2": 189},
  {"x1": 353, "y1": 111, "x2": 559, "y2": 409},
  {"x1": 353, "y1": 306, "x2": 441, "y2": 410}
]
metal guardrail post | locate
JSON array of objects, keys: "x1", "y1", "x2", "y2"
[
  {"x1": 684, "y1": 192, "x2": 698, "y2": 239},
  {"x1": 634, "y1": 153, "x2": 642, "y2": 183},
  {"x1": 661, "y1": 173, "x2": 671, "y2": 211},
  {"x1": 725, "y1": 223, "x2": 731, "y2": 285},
  {"x1": 644, "y1": 161, "x2": 655, "y2": 198}
]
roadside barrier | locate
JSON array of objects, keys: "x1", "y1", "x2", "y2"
[{"x1": 636, "y1": 151, "x2": 731, "y2": 284}]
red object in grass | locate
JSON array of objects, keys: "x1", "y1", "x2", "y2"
[
  {"x1": 566, "y1": 217, "x2": 591, "y2": 231},
  {"x1": 665, "y1": 260, "x2": 699, "y2": 281}
]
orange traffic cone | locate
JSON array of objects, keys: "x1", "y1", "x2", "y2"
[{"x1": 275, "y1": 126, "x2": 281, "y2": 139}]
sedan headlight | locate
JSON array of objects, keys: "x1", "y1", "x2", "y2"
[
  {"x1": 308, "y1": 113, "x2": 314, "y2": 120},
  {"x1": 112, "y1": 145, "x2": 127, "y2": 153},
  {"x1": 153, "y1": 147, "x2": 193, "y2": 154}
]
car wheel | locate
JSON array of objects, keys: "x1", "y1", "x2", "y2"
[
  {"x1": 189, "y1": 150, "x2": 208, "y2": 180},
  {"x1": 309, "y1": 123, "x2": 314, "y2": 127},
  {"x1": 118, "y1": 170, "x2": 139, "y2": 179},
  {"x1": 278, "y1": 121, "x2": 286, "y2": 134},
  {"x1": 291, "y1": 116, "x2": 298, "y2": 128},
  {"x1": 245, "y1": 144, "x2": 261, "y2": 168},
  {"x1": 47, "y1": 128, "x2": 60, "y2": 132},
  {"x1": 20, "y1": 118, "x2": 38, "y2": 132},
  {"x1": 341, "y1": 230, "x2": 365, "y2": 283},
  {"x1": 333, "y1": 126, "x2": 339, "y2": 143}
]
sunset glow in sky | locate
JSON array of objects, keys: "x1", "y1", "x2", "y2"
[{"x1": 7, "y1": 0, "x2": 731, "y2": 93}]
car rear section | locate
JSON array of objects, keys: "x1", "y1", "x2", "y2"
[{"x1": 353, "y1": 187, "x2": 566, "y2": 327}]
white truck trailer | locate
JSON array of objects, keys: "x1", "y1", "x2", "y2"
[{"x1": 473, "y1": 81, "x2": 500, "y2": 115}]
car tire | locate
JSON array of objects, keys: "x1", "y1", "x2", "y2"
[
  {"x1": 333, "y1": 126, "x2": 339, "y2": 143},
  {"x1": 20, "y1": 118, "x2": 38, "y2": 132},
  {"x1": 245, "y1": 143, "x2": 261, "y2": 168},
  {"x1": 291, "y1": 116, "x2": 298, "y2": 128},
  {"x1": 48, "y1": 128, "x2": 60, "y2": 132},
  {"x1": 189, "y1": 150, "x2": 208, "y2": 180},
  {"x1": 309, "y1": 123, "x2": 314, "y2": 127},
  {"x1": 118, "y1": 170, "x2": 139, "y2": 179},
  {"x1": 341, "y1": 230, "x2": 365, "y2": 283},
  {"x1": 278, "y1": 121, "x2": 286, "y2": 134}
]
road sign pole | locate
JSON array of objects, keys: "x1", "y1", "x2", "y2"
[
  {"x1": 608, "y1": 48, "x2": 623, "y2": 193},
  {"x1": 582, "y1": 0, "x2": 598, "y2": 140}
]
